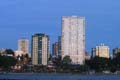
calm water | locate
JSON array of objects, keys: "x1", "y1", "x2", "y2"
[{"x1": 0, "y1": 74, "x2": 120, "y2": 80}]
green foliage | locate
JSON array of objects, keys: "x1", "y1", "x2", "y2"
[
  {"x1": 86, "y1": 53, "x2": 120, "y2": 73},
  {"x1": 61, "y1": 56, "x2": 71, "y2": 64},
  {"x1": 111, "y1": 53, "x2": 120, "y2": 71},
  {"x1": 86, "y1": 56, "x2": 110, "y2": 72},
  {"x1": 61, "y1": 56, "x2": 72, "y2": 70},
  {"x1": 0, "y1": 55, "x2": 17, "y2": 69},
  {"x1": 79, "y1": 65, "x2": 89, "y2": 72}
]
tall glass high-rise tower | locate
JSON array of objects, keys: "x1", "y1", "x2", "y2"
[{"x1": 61, "y1": 16, "x2": 85, "y2": 64}]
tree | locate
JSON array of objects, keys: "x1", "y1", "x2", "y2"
[
  {"x1": 61, "y1": 56, "x2": 72, "y2": 70},
  {"x1": 0, "y1": 55, "x2": 17, "y2": 70},
  {"x1": 62, "y1": 56, "x2": 72, "y2": 64},
  {"x1": 111, "y1": 53, "x2": 120, "y2": 71},
  {"x1": 86, "y1": 56, "x2": 110, "y2": 72}
]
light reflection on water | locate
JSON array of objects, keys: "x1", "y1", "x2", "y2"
[{"x1": 0, "y1": 74, "x2": 120, "y2": 80}]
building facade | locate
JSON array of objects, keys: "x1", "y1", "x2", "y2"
[
  {"x1": 0, "y1": 48, "x2": 14, "y2": 57},
  {"x1": 61, "y1": 16, "x2": 85, "y2": 64},
  {"x1": 52, "y1": 42, "x2": 59, "y2": 57},
  {"x1": 92, "y1": 44, "x2": 110, "y2": 58},
  {"x1": 18, "y1": 38, "x2": 29, "y2": 54},
  {"x1": 58, "y1": 36, "x2": 62, "y2": 56},
  {"x1": 113, "y1": 48, "x2": 120, "y2": 58},
  {"x1": 32, "y1": 33, "x2": 50, "y2": 65}
]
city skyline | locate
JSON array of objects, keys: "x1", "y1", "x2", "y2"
[
  {"x1": 0, "y1": 0, "x2": 120, "y2": 53},
  {"x1": 1, "y1": 0, "x2": 120, "y2": 78}
]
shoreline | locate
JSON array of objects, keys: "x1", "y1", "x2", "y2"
[
  {"x1": 0, "y1": 73, "x2": 120, "y2": 80},
  {"x1": 0, "y1": 72, "x2": 119, "y2": 76}
]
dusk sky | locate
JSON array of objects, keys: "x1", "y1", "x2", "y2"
[{"x1": 0, "y1": 0, "x2": 120, "y2": 53}]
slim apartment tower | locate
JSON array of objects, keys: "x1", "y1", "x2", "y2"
[
  {"x1": 58, "y1": 36, "x2": 62, "y2": 56},
  {"x1": 18, "y1": 38, "x2": 29, "y2": 54},
  {"x1": 32, "y1": 33, "x2": 50, "y2": 65},
  {"x1": 52, "y1": 42, "x2": 59, "y2": 57},
  {"x1": 61, "y1": 16, "x2": 85, "y2": 64}
]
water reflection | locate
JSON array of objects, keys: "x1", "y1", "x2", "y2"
[{"x1": 0, "y1": 74, "x2": 120, "y2": 80}]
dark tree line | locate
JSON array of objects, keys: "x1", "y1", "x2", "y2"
[
  {"x1": 0, "y1": 49, "x2": 17, "y2": 71},
  {"x1": 52, "y1": 56, "x2": 89, "y2": 73},
  {"x1": 0, "y1": 55, "x2": 16, "y2": 69},
  {"x1": 52, "y1": 53, "x2": 120, "y2": 73},
  {"x1": 86, "y1": 53, "x2": 120, "y2": 73}
]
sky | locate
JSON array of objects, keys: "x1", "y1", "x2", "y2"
[{"x1": 0, "y1": 0, "x2": 120, "y2": 53}]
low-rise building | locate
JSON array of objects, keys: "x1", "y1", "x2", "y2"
[{"x1": 92, "y1": 44, "x2": 110, "y2": 58}]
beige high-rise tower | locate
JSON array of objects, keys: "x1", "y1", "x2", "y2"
[
  {"x1": 61, "y1": 16, "x2": 85, "y2": 64},
  {"x1": 32, "y1": 33, "x2": 50, "y2": 65},
  {"x1": 18, "y1": 38, "x2": 29, "y2": 54}
]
